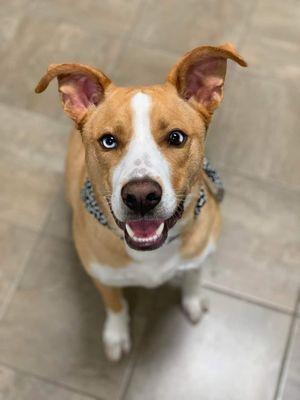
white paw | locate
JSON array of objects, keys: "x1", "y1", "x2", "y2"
[
  {"x1": 103, "y1": 328, "x2": 131, "y2": 362},
  {"x1": 182, "y1": 296, "x2": 208, "y2": 324},
  {"x1": 102, "y1": 305, "x2": 131, "y2": 362}
]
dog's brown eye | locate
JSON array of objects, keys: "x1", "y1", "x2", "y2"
[
  {"x1": 168, "y1": 130, "x2": 187, "y2": 147},
  {"x1": 99, "y1": 134, "x2": 117, "y2": 150}
]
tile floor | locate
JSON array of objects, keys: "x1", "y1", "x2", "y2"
[{"x1": 0, "y1": 1, "x2": 299, "y2": 399}]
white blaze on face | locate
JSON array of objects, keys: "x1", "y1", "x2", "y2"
[{"x1": 112, "y1": 92, "x2": 176, "y2": 220}]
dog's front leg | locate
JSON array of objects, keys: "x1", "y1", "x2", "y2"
[
  {"x1": 181, "y1": 268, "x2": 207, "y2": 324},
  {"x1": 92, "y1": 279, "x2": 130, "y2": 362}
]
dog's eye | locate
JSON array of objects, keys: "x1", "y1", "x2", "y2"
[
  {"x1": 99, "y1": 134, "x2": 118, "y2": 150},
  {"x1": 167, "y1": 130, "x2": 187, "y2": 147}
]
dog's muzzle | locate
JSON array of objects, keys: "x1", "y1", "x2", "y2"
[{"x1": 112, "y1": 178, "x2": 183, "y2": 251}]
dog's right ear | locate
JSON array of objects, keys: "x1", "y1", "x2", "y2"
[{"x1": 35, "y1": 63, "x2": 111, "y2": 125}]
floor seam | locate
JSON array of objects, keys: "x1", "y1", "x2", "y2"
[
  {"x1": 203, "y1": 283, "x2": 297, "y2": 317},
  {"x1": 0, "y1": 360, "x2": 101, "y2": 400},
  {"x1": 118, "y1": 0, "x2": 259, "y2": 58},
  {"x1": 0, "y1": 187, "x2": 60, "y2": 322},
  {"x1": 273, "y1": 289, "x2": 300, "y2": 400},
  {"x1": 0, "y1": 100, "x2": 69, "y2": 126},
  {"x1": 210, "y1": 161, "x2": 300, "y2": 195},
  {"x1": 118, "y1": 327, "x2": 146, "y2": 400},
  {"x1": 108, "y1": 0, "x2": 147, "y2": 75},
  {"x1": 0, "y1": 233, "x2": 43, "y2": 322},
  {"x1": 0, "y1": 216, "x2": 42, "y2": 236},
  {"x1": 119, "y1": 296, "x2": 158, "y2": 400},
  {"x1": 235, "y1": 0, "x2": 259, "y2": 50}
]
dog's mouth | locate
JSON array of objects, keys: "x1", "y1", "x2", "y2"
[{"x1": 113, "y1": 200, "x2": 185, "y2": 251}]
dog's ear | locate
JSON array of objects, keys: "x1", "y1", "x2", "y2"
[
  {"x1": 35, "y1": 63, "x2": 111, "y2": 124},
  {"x1": 167, "y1": 43, "x2": 247, "y2": 113}
]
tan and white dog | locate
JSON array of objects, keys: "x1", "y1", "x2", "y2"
[{"x1": 35, "y1": 43, "x2": 246, "y2": 361}]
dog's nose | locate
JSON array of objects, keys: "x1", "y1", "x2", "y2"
[{"x1": 121, "y1": 179, "x2": 162, "y2": 215}]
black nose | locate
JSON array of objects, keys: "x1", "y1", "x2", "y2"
[{"x1": 121, "y1": 179, "x2": 162, "y2": 215}]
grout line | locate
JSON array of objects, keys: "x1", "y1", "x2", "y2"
[
  {"x1": 0, "y1": 232, "x2": 42, "y2": 321},
  {"x1": 119, "y1": 351, "x2": 140, "y2": 400},
  {"x1": 235, "y1": 0, "x2": 259, "y2": 50},
  {"x1": 0, "y1": 100, "x2": 69, "y2": 126},
  {"x1": 0, "y1": 188, "x2": 60, "y2": 322},
  {"x1": 117, "y1": 0, "x2": 259, "y2": 60},
  {"x1": 0, "y1": 216, "x2": 41, "y2": 236},
  {"x1": 108, "y1": 0, "x2": 148, "y2": 75},
  {"x1": 209, "y1": 161, "x2": 300, "y2": 195},
  {"x1": 119, "y1": 294, "x2": 159, "y2": 400},
  {"x1": 114, "y1": 37, "x2": 182, "y2": 59},
  {"x1": 273, "y1": 289, "x2": 300, "y2": 400},
  {"x1": 0, "y1": 360, "x2": 102, "y2": 400},
  {"x1": 118, "y1": 325, "x2": 146, "y2": 400},
  {"x1": 202, "y1": 282, "x2": 295, "y2": 316}
]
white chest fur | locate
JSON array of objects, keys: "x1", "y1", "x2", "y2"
[{"x1": 89, "y1": 238, "x2": 216, "y2": 288}]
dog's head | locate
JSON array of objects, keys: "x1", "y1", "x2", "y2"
[{"x1": 36, "y1": 43, "x2": 246, "y2": 251}]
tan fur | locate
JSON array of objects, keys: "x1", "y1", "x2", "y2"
[
  {"x1": 36, "y1": 43, "x2": 246, "y2": 317},
  {"x1": 92, "y1": 278, "x2": 124, "y2": 313}
]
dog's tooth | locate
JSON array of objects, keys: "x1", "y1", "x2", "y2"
[
  {"x1": 127, "y1": 227, "x2": 162, "y2": 244},
  {"x1": 126, "y1": 224, "x2": 135, "y2": 238},
  {"x1": 155, "y1": 222, "x2": 164, "y2": 236}
]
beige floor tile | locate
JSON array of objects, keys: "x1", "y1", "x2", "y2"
[
  {"x1": 0, "y1": 103, "x2": 68, "y2": 230},
  {"x1": 44, "y1": 184, "x2": 72, "y2": 242},
  {"x1": 202, "y1": 170, "x2": 300, "y2": 311},
  {"x1": 240, "y1": 0, "x2": 300, "y2": 81},
  {"x1": 282, "y1": 317, "x2": 300, "y2": 399},
  {"x1": 0, "y1": 103, "x2": 68, "y2": 173},
  {"x1": 130, "y1": 0, "x2": 253, "y2": 54},
  {"x1": 124, "y1": 287, "x2": 290, "y2": 400},
  {"x1": 0, "y1": 364, "x2": 95, "y2": 400},
  {"x1": 0, "y1": 235, "x2": 147, "y2": 399},
  {"x1": 206, "y1": 72, "x2": 300, "y2": 189},
  {"x1": 241, "y1": 35, "x2": 300, "y2": 82},
  {"x1": 251, "y1": 0, "x2": 300, "y2": 44},
  {"x1": 0, "y1": 1, "x2": 299, "y2": 397},
  {"x1": 0, "y1": 15, "x2": 122, "y2": 120},
  {"x1": 0, "y1": 153, "x2": 60, "y2": 231},
  {"x1": 111, "y1": 42, "x2": 179, "y2": 86},
  {"x1": 0, "y1": 0, "x2": 29, "y2": 55},
  {"x1": 30, "y1": 0, "x2": 142, "y2": 38},
  {"x1": 0, "y1": 221, "x2": 37, "y2": 317}
]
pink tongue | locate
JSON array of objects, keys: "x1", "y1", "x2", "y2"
[{"x1": 127, "y1": 220, "x2": 163, "y2": 238}]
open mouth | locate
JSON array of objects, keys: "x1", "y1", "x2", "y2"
[
  {"x1": 113, "y1": 200, "x2": 185, "y2": 251},
  {"x1": 125, "y1": 219, "x2": 167, "y2": 250}
]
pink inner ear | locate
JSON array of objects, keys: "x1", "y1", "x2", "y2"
[
  {"x1": 183, "y1": 57, "x2": 226, "y2": 106},
  {"x1": 59, "y1": 73, "x2": 103, "y2": 120}
]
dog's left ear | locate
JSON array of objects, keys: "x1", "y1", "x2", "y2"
[
  {"x1": 167, "y1": 43, "x2": 247, "y2": 113},
  {"x1": 35, "y1": 63, "x2": 112, "y2": 125}
]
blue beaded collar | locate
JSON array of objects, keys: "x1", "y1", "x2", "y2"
[{"x1": 81, "y1": 157, "x2": 223, "y2": 229}]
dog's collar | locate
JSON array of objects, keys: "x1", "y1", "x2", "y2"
[{"x1": 80, "y1": 157, "x2": 224, "y2": 240}]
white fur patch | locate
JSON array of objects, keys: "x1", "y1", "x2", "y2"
[
  {"x1": 102, "y1": 301, "x2": 131, "y2": 362},
  {"x1": 89, "y1": 239, "x2": 216, "y2": 288},
  {"x1": 111, "y1": 92, "x2": 176, "y2": 221},
  {"x1": 181, "y1": 268, "x2": 204, "y2": 323}
]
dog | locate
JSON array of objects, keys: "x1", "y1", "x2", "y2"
[{"x1": 35, "y1": 43, "x2": 246, "y2": 361}]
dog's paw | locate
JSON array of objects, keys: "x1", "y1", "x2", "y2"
[
  {"x1": 182, "y1": 296, "x2": 209, "y2": 324},
  {"x1": 103, "y1": 328, "x2": 131, "y2": 362},
  {"x1": 102, "y1": 306, "x2": 131, "y2": 362}
]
